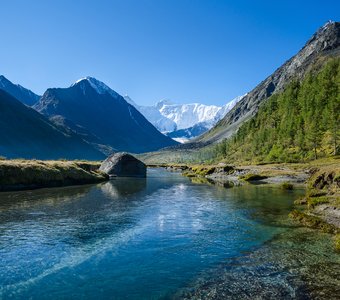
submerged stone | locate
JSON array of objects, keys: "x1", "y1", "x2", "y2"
[{"x1": 99, "y1": 152, "x2": 146, "y2": 178}]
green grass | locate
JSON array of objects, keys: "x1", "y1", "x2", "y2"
[
  {"x1": 335, "y1": 234, "x2": 340, "y2": 252},
  {"x1": 281, "y1": 182, "x2": 294, "y2": 190},
  {"x1": 239, "y1": 173, "x2": 268, "y2": 181},
  {"x1": 307, "y1": 196, "x2": 332, "y2": 208},
  {"x1": 212, "y1": 59, "x2": 340, "y2": 165},
  {"x1": 0, "y1": 159, "x2": 108, "y2": 191},
  {"x1": 182, "y1": 171, "x2": 196, "y2": 178},
  {"x1": 289, "y1": 210, "x2": 337, "y2": 234},
  {"x1": 190, "y1": 166, "x2": 216, "y2": 176}
]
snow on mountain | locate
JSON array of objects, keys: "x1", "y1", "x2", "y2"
[
  {"x1": 124, "y1": 96, "x2": 177, "y2": 133},
  {"x1": 71, "y1": 77, "x2": 120, "y2": 99},
  {"x1": 65, "y1": 77, "x2": 240, "y2": 139},
  {"x1": 125, "y1": 95, "x2": 245, "y2": 142},
  {"x1": 159, "y1": 102, "x2": 221, "y2": 130},
  {"x1": 155, "y1": 99, "x2": 174, "y2": 109},
  {"x1": 34, "y1": 77, "x2": 178, "y2": 153}
]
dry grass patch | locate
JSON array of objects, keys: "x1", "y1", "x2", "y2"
[{"x1": 0, "y1": 159, "x2": 108, "y2": 191}]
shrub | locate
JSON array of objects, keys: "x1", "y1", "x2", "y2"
[
  {"x1": 239, "y1": 173, "x2": 267, "y2": 181},
  {"x1": 335, "y1": 234, "x2": 340, "y2": 252},
  {"x1": 289, "y1": 210, "x2": 337, "y2": 234},
  {"x1": 307, "y1": 196, "x2": 331, "y2": 208},
  {"x1": 281, "y1": 182, "x2": 294, "y2": 190}
]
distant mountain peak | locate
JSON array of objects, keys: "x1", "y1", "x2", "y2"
[
  {"x1": 195, "y1": 20, "x2": 340, "y2": 145},
  {"x1": 36, "y1": 79, "x2": 178, "y2": 153},
  {"x1": 155, "y1": 99, "x2": 174, "y2": 109},
  {"x1": 0, "y1": 75, "x2": 15, "y2": 86},
  {"x1": 71, "y1": 76, "x2": 119, "y2": 98},
  {"x1": 0, "y1": 75, "x2": 40, "y2": 106},
  {"x1": 311, "y1": 20, "x2": 339, "y2": 47},
  {"x1": 125, "y1": 94, "x2": 243, "y2": 142},
  {"x1": 321, "y1": 20, "x2": 335, "y2": 30}
]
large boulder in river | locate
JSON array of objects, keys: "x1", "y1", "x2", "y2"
[{"x1": 99, "y1": 152, "x2": 146, "y2": 178}]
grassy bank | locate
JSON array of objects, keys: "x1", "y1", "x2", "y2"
[
  {"x1": 0, "y1": 159, "x2": 109, "y2": 191},
  {"x1": 289, "y1": 163, "x2": 340, "y2": 250}
]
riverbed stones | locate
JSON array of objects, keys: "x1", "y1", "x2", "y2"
[{"x1": 99, "y1": 152, "x2": 146, "y2": 178}]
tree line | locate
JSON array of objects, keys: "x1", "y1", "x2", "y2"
[{"x1": 213, "y1": 58, "x2": 340, "y2": 163}]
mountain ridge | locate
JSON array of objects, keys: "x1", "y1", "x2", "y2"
[
  {"x1": 34, "y1": 77, "x2": 178, "y2": 153},
  {"x1": 0, "y1": 89, "x2": 104, "y2": 160},
  {"x1": 0, "y1": 75, "x2": 41, "y2": 106},
  {"x1": 194, "y1": 21, "x2": 340, "y2": 145},
  {"x1": 125, "y1": 95, "x2": 243, "y2": 141}
]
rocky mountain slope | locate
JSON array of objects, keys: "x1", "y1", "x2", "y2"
[
  {"x1": 0, "y1": 75, "x2": 40, "y2": 106},
  {"x1": 34, "y1": 77, "x2": 177, "y2": 153},
  {"x1": 195, "y1": 21, "x2": 340, "y2": 145},
  {"x1": 0, "y1": 89, "x2": 104, "y2": 160}
]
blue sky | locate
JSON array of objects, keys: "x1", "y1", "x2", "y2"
[{"x1": 0, "y1": 0, "x2": 339, "y2": 106}]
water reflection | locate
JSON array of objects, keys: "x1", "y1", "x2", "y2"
[
  {"x1": 0, "y1": 184, "x2": 93, "y2": 212},
  {"x1": 0, "y1": 169, "x2": 331, "y2": 300},
  {"x1": 101, "y1": 178, "x2": 146, "y2": 199}
]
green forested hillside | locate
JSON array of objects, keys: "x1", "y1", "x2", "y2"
[{"x1": 214, "y1": 58, "x2": 340, "y2": 163}]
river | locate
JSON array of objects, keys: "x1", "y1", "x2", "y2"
[{"x1": 0, "y1": 168, "x2": 338, "y2": 299}]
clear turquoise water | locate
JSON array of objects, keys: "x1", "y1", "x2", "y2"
[{"x1": 0, "y1": 168, "x2": 321, "y2": 299}]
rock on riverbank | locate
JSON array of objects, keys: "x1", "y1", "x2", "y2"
[
  {"x1": 290, "y1": 166, "x2": 340, "y2": 232},
  {"x1": 178, "y1": 163, "x2": 309, "y2": 188},
  {"x1": 100, "y1": 152, "x2": 146, "y2": 178}
]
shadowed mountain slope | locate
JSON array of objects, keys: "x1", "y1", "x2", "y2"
[
  {"x1": 0, "y1": 75, "x2": 40, "y2": 106},
  {"x1": 0, "y1": 89, "x2": 104, "y2": 160},
  {"x1": 34, "y1": 77, "x2": 178, "y2": 153}
]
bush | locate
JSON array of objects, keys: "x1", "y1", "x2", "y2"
[
  {"x1": 289, "y1": 210, "x2": 337, "y2": 234},
  {"x1": 191, "y1": 166, "x2": 216, "y2": 176},
  {"x1": 307, "y1": 196, "x2": 331, "y2": 208},
  {"x1": 335, "y1": 234, "x2": 340, "y2": 252},
  {"x1": 281, "y1": 182, "x2": 294, "y2": 190},
  {"x1": 239, "y1": 173, "x2": 267, "y2": 181}
]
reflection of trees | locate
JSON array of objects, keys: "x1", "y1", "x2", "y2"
[
  {"x1": 189, "y1": 176, "x2": 234, "y2": 188},
  {"x1": 181, "y1": 178, "x2": 303, "y2": 227},
  {"x1": 220, "y1": 185, "x2": 304, "y2": 227}
]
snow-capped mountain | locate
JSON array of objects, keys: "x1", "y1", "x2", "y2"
[
  {"x1": 125, "y1": 95, "x2": 245, "y2": 142},
  {"x1": 158, "y1": 101, "x2": 221, "y2": 130},
  {"x1": 124, "y1": 96, "x2": 177, "y2": 133},
  {"x1": 34, "y1": 77, "x2": 177, "y2": 153},
  {"x1": 71, "y1": 76, "x2": 120, "y2": 99}
]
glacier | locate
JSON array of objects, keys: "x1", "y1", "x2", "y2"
[{"x1": 125, "y1": 95, "x2": 245, "y2": 142}]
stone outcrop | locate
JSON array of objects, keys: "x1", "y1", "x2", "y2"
[{"x1": 99, "y1": 152, "x2": 146, "y2": 178}]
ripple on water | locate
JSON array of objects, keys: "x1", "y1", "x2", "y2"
[{"x1": 0, "y1": 169, "x2": 337, "y2": 299}]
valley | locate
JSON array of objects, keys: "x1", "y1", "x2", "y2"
[{"x1": 0, "y1": 16, "x2": 339, "y2": 300}]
